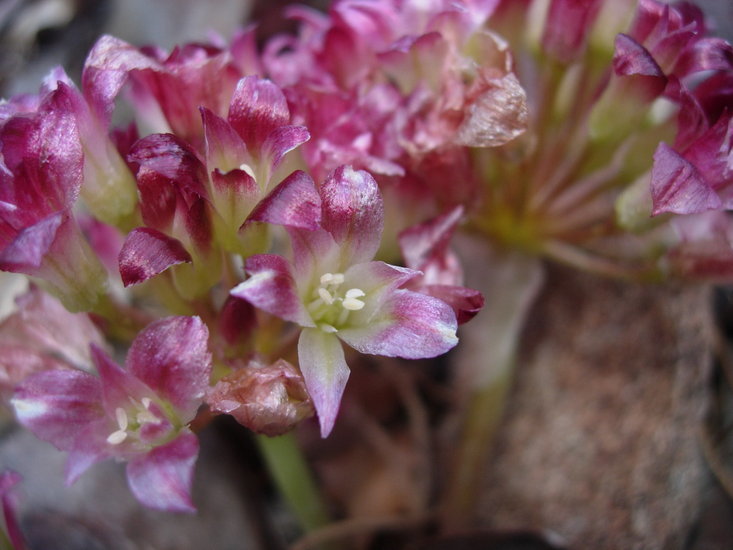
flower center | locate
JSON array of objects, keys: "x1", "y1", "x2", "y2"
[
  {"x1": 308, "y1": 272, "x2": 366, "y2": 332},
  {"x1": 106, "y1": 397, "x2": 160, "y2": 446}
]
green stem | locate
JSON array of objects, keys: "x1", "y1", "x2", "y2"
[
  {"x1": 440, "y1": 246, "x2": 544, "y2": 531},
  {"x1": 256, "y1": 432, "x2": 331, "y2": 533}
]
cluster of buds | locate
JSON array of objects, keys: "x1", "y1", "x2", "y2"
[{"x1": 1, "y1": 0, "x2": 732, "y2": 520}]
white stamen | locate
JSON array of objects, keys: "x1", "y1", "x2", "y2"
[
  {"x1": 142, "y1": 397, "x2": 152, "y2": 409},
  {"x1": 331, "y1": 273, "x2": 345, "y2": 285},
  {"x1": 342, "y1": 297, "x2": 366, "y2": 311},
  {"x1": 320, "y1": 273, "x2": 334, "y2": 285},
  {"x1": 319, "y1": 323, "x2": 338, "y2": 333},
  {"x1": 107, "y1": 430, "x2": 128, "y2": 445},
  {"x1": 115, "y1": 407, "x2": 129, "y2": 431},
  {"x1": 345, "y1": 288, "x2": 365, "y2": 299},
  {"x1": 318, "y1": 288, "x2": 334, "y2": 304},
  {"x1": 238, "y1": 163, "x2": 256, "y2": 180}
]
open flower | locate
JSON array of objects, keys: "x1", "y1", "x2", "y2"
[
  {"x1": 231, "y1": 165, "x2": 460, "y2": 436},
  {"x1": 11, "y1": 316, "x2": 211, "y2": 512}
]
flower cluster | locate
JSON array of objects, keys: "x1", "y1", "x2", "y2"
[
  {"x1": 1, "y1": 0, "x2": 732, "y2": 525},
  {"x1": 0, "y1": 1, "x2": 483, "y2": 513}
]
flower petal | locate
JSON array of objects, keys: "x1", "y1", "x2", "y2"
[
  {"x1": 126, "y1": 316, "x2": 212, "y2": 421},
  {"x1": 231, "y1": 254, "x2": 314, "y2": 326},
  {"x1": 82, "y1": 35, "x2": 161, "y2": 126},
  {"x1": 261, "y1": 124, "x2": 310, "y2": 170},
  {"x1": 339, "y1": 289, "x2": 458, "y2": 359},
  {"x1": 91, "y1": 344, "x2": 152, "y2": 416},
  {"x1": 201, "y1": 106, "x2": 248, "y2": 173},
  {"x1": 228, "y1": 76, "x2": 291, "y2": 153},
  {"x1": 119, "y1": 227, "x2": 192, "y2": 286},
  {"x1": 298, "y1": 328, "x2": 350, "y2": 438},
  {"x1": 126, "y1": 431, "x2": 199, "y2": 513},
  {"x1": 0, "y1": 212, "x2": 64, "y2": 272},
  {"x1": 320, "y1": 165, "x2": 383, "y2": 265},
  {"x1": 11, "y1": 368, "x2": 103, "y2": 451},
  {"x1": 247, "y1": 170, "x2": 321, "y2": 230},
  {"x1": 650, "y1": 142, "x2": 722, "y2": 215}
]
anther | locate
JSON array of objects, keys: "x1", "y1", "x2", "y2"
[{"x1": 318, "y1": 288, "x2": 334, "y2": 304}]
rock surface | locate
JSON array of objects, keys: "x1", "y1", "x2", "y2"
[{"x1": 476, "y1": 266, "x2": 712, "y2": 549}]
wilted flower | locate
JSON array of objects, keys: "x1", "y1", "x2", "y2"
[
  {"x1": 12, "y1": 316, "x2": 211, "y2": 512},
  {"x1": 206, "y1": 358, "x2": 314, "y2": 436}
]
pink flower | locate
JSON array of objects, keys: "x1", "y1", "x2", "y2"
[
  {"x1": 12, "y1": 316, "x2": 212, "y2": 512},
  {"x1": 231, "y1": 166, "x2": 460, "y2": 436}
]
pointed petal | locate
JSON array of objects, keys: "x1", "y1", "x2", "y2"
[
  {"x1": 339, "y1": 289, "x2": 458, "y2": 359},
  {"x1": 320, "y1": 165, "x2": 383, "y2": 265},
  {"x1": 126, "y1": 432, "x2": 199, "y2": 513},
  {"x1": 119, "y1": 227, "x2": 192, "y2": 286},
  {"x1": 65, "y1": 420, "x2": 111, "y2": 484},
  {"x1": 11, "y1": 369, "x2": 103, "y2": 451},
  {"x1": 219, "y1": 295, "x2": 257, "y2": 347},
  {"x1": 91, "y1": 344, "x2": 152, "y2": 415},
  {"x1": 228, "y1": 76, "x2": 291, "y2": 153},
  {"x1": 0, "y1": 212, "x2": 64, "y2": 272},
  {"x1": 542, "y1": 0, "x2": 602, "y2": 63},
  {"x1": 343, "y1": 261, "x2": 419, "y2": 316},
  {"x1": 126, "y1": 316, "x2": 212, "y2": 420},
  {"x1": 298, "y1": 328, "x2": 350, "y2": 438},
  {"x1": 261, "y1": 125, "x2": 310, "y2": 170},
  {"x1": 421, "y1": 284, "x2": 485, "y2": 324},
  {"x1": 82, "y1": 35, "x2": 161, "y2": 126},
  {"x1": 399, "y1": 206, "x2": 464, "y2": 270},
  {"x1": 201, "y1": 106, "x2": 248, "y2": 173},
  {"x1": 650, "y1": 142, "x2": 721, "y2": 215},
  {"x1": 231, "y1": 254, "x2": 313, "y2": 326},
  {"x1": 247, "y1": 170, "x2": 321, "y2": 230}
]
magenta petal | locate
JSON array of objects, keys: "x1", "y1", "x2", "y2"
[
  {"x1": 261, "y1": 125, "x2": 310, "y2": 169},
  {"x1": 219, "y1": 295, "x2": 257, "y2": 346},
  {"x1": 613, "y1": 34, "x2": 665, "y2": 78},
  {"x1": 82, "y1": 35, "x2": 161, "y2": 126},
  {"x1": 339, "y1": 289, "x2": 458, "y2": 359},
  {"x1": 320, "y1": 165, "x2": 383, "y2": 265},
  {"x1": 126, "y1": 316, "x2": 212, "y2": 420},
  {"x1": 298, "y1": 328, "x2": 350, "y2": 438},
  {"x1": 12, "y1": 369, "x2": 103, "y2": 451},
  {"x1": 0, "y1": 470, "x2": 26, "y2": 550},
  {"x1": 0, "y1": 212, "x2": 64, "y2": 272},
  {"x1": 542, "y1": 0, "x2": 602, "y2": 63},
  {"x1": 65, "y1": 421, "x2": 111, "y2": 484},
  {"x1": 650, "y1": 142, "x2": 722, "y2": 215},
  {"x1": 228, "y1": 76, "x2": 291, "y2": 152},
  {"x1": 421, "y1": 284, "x2": 485, "y2": 325},
  {"x1": 399, "y1": 206, "x2": 464, "y2": 270},
  {"x1": 91, "y1": 345, "x2": 152, "y2": 415},
  {"x1": 119, "y1": 227, "x2": 192, "y2": 286},
  {"x1": 201, "y1": 107, "x2": 248, "y2": 173},
  {"x1": 247, "y1": 170, "x2": 321, "y2": 230},
  {"x1": 126, "y1": 431, "x2": 199, "y2": 513},
  {"x1": 231, "y1": 254, "x2": 314, "y2": 326}
]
